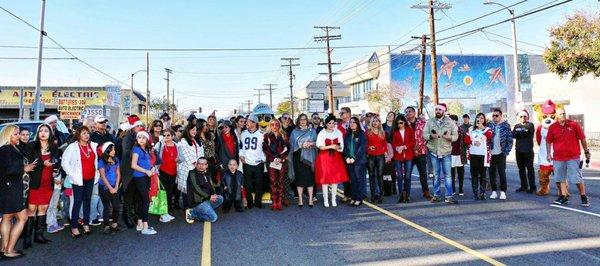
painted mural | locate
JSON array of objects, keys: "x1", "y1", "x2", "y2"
[{"x1": 390, "y1": 54, "x2": 509, "y2": 116}]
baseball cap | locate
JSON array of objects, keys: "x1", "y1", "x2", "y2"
[{"x1": 94, "y1": 115, "x2": 109, "y2": 123}]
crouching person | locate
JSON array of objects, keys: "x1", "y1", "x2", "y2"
[{"x1": 185, "y1": 157, "x2": 223, "y2": 224}]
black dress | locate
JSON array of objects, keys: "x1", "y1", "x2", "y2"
[
  {"x1": 0, "y1": 145, "x2": 28, "y2": 214},
  {"x1": 293, "y1": 150, "x2": 315, "y2": 188}
]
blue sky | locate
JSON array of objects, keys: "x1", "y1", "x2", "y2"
[{"x1": 0, "y1": 0, "x2": 596, "y2": 115}]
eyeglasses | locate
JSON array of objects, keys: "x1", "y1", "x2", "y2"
[
  {"x1": 493, "y1": 114, "x2": 500, "y2": 117},
  {"x1": 99, "y1": 121, "x2": 107, "y2": 124},
  {"x1": 154, "y1": 124, "x2": 163, "y2": 127},
  {"x1": 163, "y1": 134, "x2": 172, "y2": 137},
  {"x1": 339, "y1": 111, "x2": 346, "y2": 115},
  {"x1": 327, "y1": 121, "x2": 336, "y2": 125}
]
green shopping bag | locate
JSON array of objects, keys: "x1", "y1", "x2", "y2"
[{"x1": 149, "y1": 180, "x2": 169, "y2": 215}]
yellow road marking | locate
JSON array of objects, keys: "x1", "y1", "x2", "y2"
[
  {"x1": 337, "y1": 191, "x2": 505, "y2": 266},
  {"x1": 201, "y1": 222, "x2": 211, "y2": 266}
]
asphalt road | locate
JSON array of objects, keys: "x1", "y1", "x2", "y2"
[{"x1": 11, "y1": 163, "x2": 600, "y2": 265}]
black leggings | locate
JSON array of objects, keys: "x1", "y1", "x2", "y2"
[
  {"x1": 470, "y1": 155, "x2": 487, "y2": 197},
  {"x1": 159, "y1": 171, "x2": 177, "y2": 212},
  {"x1": 367, "y1": 155, "x2": 385, "y2": 199},
  {"x1": 131, "y1": 177, "x2": 150, "y2": 222},
  {"x1": 99, "y1": 188, "x2": 121, "y2": 226},
  {"x1": 451, "y1": 166, "x2": 465, "y2": 193}
]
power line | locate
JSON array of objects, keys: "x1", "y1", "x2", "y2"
[
  {"x1": 0, "y1": 57, "x2": 76, "y2": 60},
  {"x1": 0, "y1": 44, "x2": 392, "y2": 52}
]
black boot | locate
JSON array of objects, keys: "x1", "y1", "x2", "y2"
[
  {"x1": 21, "y1": 217, "x2": 34, "y2": 249},
  {"x1": 34, "y1": 215, "x2": 51, "y2": 244}
]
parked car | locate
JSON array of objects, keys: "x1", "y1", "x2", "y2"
[{"x1": 0, "y1": 120, "x2": 70, "y2": 142}]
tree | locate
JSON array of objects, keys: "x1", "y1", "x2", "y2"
[
  {"x1": 275, "y1": 100, "x2": 298, "y2": 116},
  {"x1": 544, "y1": 12, "x2": 600, "y2": 81},
  {"x1": 366, "y1": 82, "x2": 407, "y2": 113}
]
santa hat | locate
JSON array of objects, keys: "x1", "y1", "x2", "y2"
[
  {"x1": 101, "y1": 142, "x2": 114, "y2": 154},
  {"x1": 127, "y1": 115, "x2": 143, "y2": 127},
  {"x1": 435, "y1": 103, "x2": 447, "y2": 112},
  {"x1": 119, "y1": 122, "x2": 132, "y2": 131},
  {"x1": 44, "y1": 115, "x2": 59, "y2": 124},
  {"x1": 541, "y1": 100, "x2": 556, "y2": 115},
  {"x1": 517, "y1": 109, "x2": 529, "y2": 118},
  {"x1": 208, "y1": 110, "x2": 216, "y2": 118},
  {"x1": 136, "y1": 130, "x2": 150, "y2": 140}
]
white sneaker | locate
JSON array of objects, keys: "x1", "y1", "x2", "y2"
[
  {"x1": 159, "y1": 214, "x2": 172, "y2": 223},
  {"x1": 141, "y1": 227, "x2": 157, "y2": 235},
  {"x1": 331, "y1": 199, "x2": 337, "y2": 207},
  {"x1": 499, "y1": 191, "x2": 507, "y2": 200},
  {"x1": 167, "y1": 214, "x2": 175, "y2": 220},
  {"x1": 490, "y1": 191, "x2": 498, "y2": 199},
  {"x1": 185, "y1": 209, "x2": 195, "y2": 224},
  {"x1": 324, "y1": 201, "x2": 330, "y2": 208},
  {"x1": 136, "y1": 224, "x2": 143, "y2": 231}
]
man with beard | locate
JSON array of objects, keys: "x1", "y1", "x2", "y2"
[{"x1": 423, "y1": 104, "x2": 458, "y2": 204}]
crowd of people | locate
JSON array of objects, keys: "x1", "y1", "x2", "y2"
[{"x1": 0, "y1": 101, "x2": 592, "y2": 260}]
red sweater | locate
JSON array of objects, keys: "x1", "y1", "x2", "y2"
[
  {"x1": 392, "y1": 127, "x2": 415, "y2": 161},
  {"x1": 366, "y1": 131, "x2": 387, "y2": 156},
  {"x1": 79, "y1": 144, "x2": 96, "y2": 181},
  {"x1": 160, "y1": 144, "x2": 178, "y2": 176}
]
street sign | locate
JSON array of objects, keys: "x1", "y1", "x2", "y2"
[
  {"x1": 58, "y1": 99, "x2": 86, "y2": 120},
  {"x1": 82, "y1": 108, "x2": 103, "y2": 117},
  {"x1": 60, "y1": 111, "x2": 82, "y2": 120}
]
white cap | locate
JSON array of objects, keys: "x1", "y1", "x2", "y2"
[
  {"x1": 44, "y1": 115, "x2": 59, "y2": 123},
  {"x1": 136, "y1": 131, "x2": 150, "y2": 140},
  {"x1": 119, "y1": 122, "x2": 132, "y2": 131},
  {"x1": 94, "y1": 115, "x2": 108, "y2": 123}
]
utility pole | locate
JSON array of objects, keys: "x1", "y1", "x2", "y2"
[
  {"x1": 253, "y1": 91, "x2": 265, "y2": 103},
  {"x1": 412, "y1": 35, "x2": 429, "y2": 116},
  {"x1": 172, "y1": 89, "x2": 175, "y2": 119},
  {"x1": 281, "y1": 58, "x2": 299, "y2": 119},
  {"x1": 245, "y1": 100, "x2": 253, "y2": 113},
  {"x1": 146, "y1": 52, "x2": 150, "y2": 125},
  {"x1": 263, "y1": 83, "x2": 277, "y2": 109},
  {"x1": 165, "y1": 68, "x2": 172, "y2": 115},
  {"x1": 314, "y1": 26, "x2": 341, "y2": 114},
  {"x1": 33, "y1": 0, "x2": 47, "y2": 120},
  {"x1": 411, "y1": 0, "x2": 452, "y2": 105}
]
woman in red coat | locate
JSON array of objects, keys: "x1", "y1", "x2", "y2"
[
  {"x1": 392, "y1": 114, "x2": 415, "y2": 203},
  {"x1": 315, "y1": 114, "x2": 349, "y2": 208},
  {"x1": 263, "y1": 120, "x2": 290, "y2": 211}
]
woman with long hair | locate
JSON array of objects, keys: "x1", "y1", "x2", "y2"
[
  {"x1": 18, "y1": 128, "x2": 30, "y2": 152},
  {"x1": 23, "y1": 124, "x2": 59, "y2": 248},
  {"x1": 344, "y1": 117, "x2": 368, "y2": 206},
  {"x1": 0, "y1": 125, "x2": 36, "y2": 259},
  {"x1": 98, "y1": 142, "x2": 121, "y2": 234},
  {"x1": 130, "y1": 131, "x2": 157, "y2": 235},
  {"x1": 289, "y1": 114, "x2": 318, "y2": 207},
  {"x1": 177, "y1": 123, "x2": 204, "y2": 205},
  {"x1": 154, "y1": 128, "x2": 179, "y2": 222},
  {"x1": 381, "y1": 111, "x2": 397, "y2": 196},
  {"x1": 61, "y1": 126, "x2": 98, "y2": 238},
  {"x1": 315, "y1": 114, "x2": 349, "y2": 208},
  {"x1": 366, "y1": 116, "x2": 388, "y2": 204},
  {"x1": 149, "y1": 120, "x2": 163, "y2": 145},
  {"x1": 263, "y1": 119, "x2": 290, "y2": 211},
  {"x1": 465, "y1": 113, "x2": 493, "y2": 200},
  {"x1": 392, "y1": 114, "x2": 415, "y2": 203}
]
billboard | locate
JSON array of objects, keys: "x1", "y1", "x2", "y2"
[
  {"x1": 390, "y1": 54, "x2": 509, "y2": 115},
  {"x1": 0, "y1": 87, "x2": 107, "y2": 106}
]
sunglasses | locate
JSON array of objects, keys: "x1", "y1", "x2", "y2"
[
  {"x1": 99, "y1": 121, "x2": 107, "y2": 124},
  {"x1": 493, "y1": 114, "x2": 500, "y2": 117},
  {"x1": 163, "y1": 134, "x2": 172, "y2": 137},
  {"x1": 178, "y1": 130, "x2": 183, "y2": 133},
  {"x1": 398, "y1": 122, "x2": 405, "y2": 125},
  {"x1": 282, "y1": 117, "x2": 289, "y2": 120}
]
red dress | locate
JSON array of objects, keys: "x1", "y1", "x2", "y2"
[
  {"x1": 315, "y1": 138, "x2": 349, "y2": 185},
  {"x1": 28, "y1": 154, "x2": 53, "y2": 205}
]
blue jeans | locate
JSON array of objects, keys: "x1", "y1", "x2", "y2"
[
  {"x1": 395, "y1": 160, "x2": 414, "y2": 197},
  {"x1": 88, "y1": 183, "x2": 103, "y2": 221},
  {"x1": 191, "y1": 196, "x2": 224, "y2": 222},
  {"x1": 347, "y1": 163, "x2": 367, "y2": 201},
  {"x1": 429, "y1": 153, "x2": 453, "y2": 198}
]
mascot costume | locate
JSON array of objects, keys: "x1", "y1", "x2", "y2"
[
  {"x1": 252, "y1": 103, "x2": 276, "y2": 204},
  {"x1": 534, "y1": 99, "x2": 565, "y2": 196}
]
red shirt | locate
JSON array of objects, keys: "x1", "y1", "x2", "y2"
[
  {"x1": 222, "y1": 133, "x2": 235, "y2": 157},
  {"x1": 366, "y1": 131, "x2": 387, "y2": 156},
  {"x1": 546, "y1": 120, "x2": 585, "y2": 161},
  {"x1": 392, "y1": 127, "x2": 416, "y2": 161},
  {"x1": 160, "y1": 144, "x2": 178, "y2": 176},
  {"x1": 79, "y1": 144, "x2": 96, "y2": 181}
]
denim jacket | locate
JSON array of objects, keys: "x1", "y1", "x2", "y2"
[{"x1": 487, "y1": 121, "x2": 513, "y2": 156}]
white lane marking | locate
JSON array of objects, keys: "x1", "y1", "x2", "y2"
[
  {"x1": 583, "y1": 176, "x2": 600, "y2": 180},
  {"x1": 550, "y1": 204, "x2": 600, "y2": 218}
]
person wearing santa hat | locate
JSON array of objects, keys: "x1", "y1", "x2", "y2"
[
  {"x1": 130, "y1": 130, "x2": 157, "y2": 235},
  {"x1": 423, "y1": 103, "x2": 458, "y2": 204},
  {"x1": 97, "y1": 142, "x2": 121, "y2": 234},
  {"x1": 513, "y1": 109, "x2": 536, "y2": 193}
]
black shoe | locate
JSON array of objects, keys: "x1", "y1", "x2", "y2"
[
  {"x1": 255, "y1": 202, "x2": 263, "y2": 209},
  {"x1": 445, "y1": 197, "x2": 458, "y2": 204},
  {"x1": 235, "y1": 208, "x2": 244, "y2": 212},
  {"x1": 515, "y1": 187, "x2": 527, "y2": 192},
  {"x1": 298, "y1": 203, "x2": 304, "y2": 208},
  {"x1": 308, "y1": 203, "x2": 314, "y2": 208},
  {"x1": 553, "y1": 196, "x2": 569, "y2": 205},
  {"x1": 527, "y1": 188, "x2": 536, "y2": 194},
  {"x1": 33, "y1": 216, "x2": 51, "y2": 244},
  {"x1": 21, "y1": 217, "x2": 34, "y2": 249},
  {"x1": 581, "y1": 195, "x2": 591, "y2": 207},
  {"x1": 90, "y1": 219, "x2": 102, "y2": 226}
]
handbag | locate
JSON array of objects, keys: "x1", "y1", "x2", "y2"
[{"x1": 149, "y1": 179, "x2": 169, "y2": 215}]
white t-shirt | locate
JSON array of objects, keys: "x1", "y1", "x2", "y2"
[
  {"x1": 240, "y1": 129, "x2": 265, "y2": 166},
  {"x1": 468, "y1": 128, "x2": 490, "y2": 156}
]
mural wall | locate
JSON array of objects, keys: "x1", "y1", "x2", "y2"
[{"x1": 390, "y1": 54, "x2": 510, "y2": 116}]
